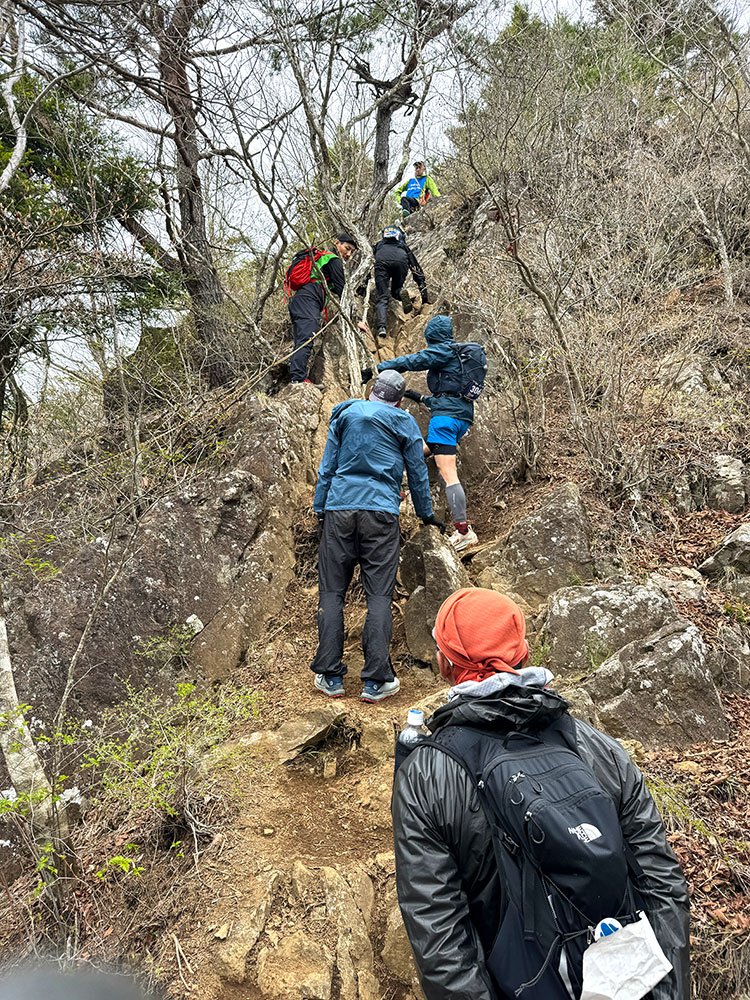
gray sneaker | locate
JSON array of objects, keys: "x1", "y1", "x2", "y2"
[
  {"x1": 314, "y1": 673, "x2": 345, "y2": 698},
  {"x1": 377, "y1": 326, "x2": 388, "y2": 338},
  {"x1": 360, "y1": 677, "x2": 401, "y2": 703}
]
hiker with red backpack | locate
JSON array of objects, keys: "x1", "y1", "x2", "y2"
[
  {"x1": 362, "y1": 314, "x2": 486, "y2": 551},
  {"x1": 392, "y1": 587, "x2": 690, "y2": 1000},
  {"x1": 371, "y1": 225, "x2": 429, "y2": 339},
  {"x1": 285, "y1": 234, "x2": 358, "y2": 383}
]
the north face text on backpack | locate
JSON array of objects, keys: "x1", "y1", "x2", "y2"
[{"x1": 568, "y1": 823, "x2": 603, "y2": 844}]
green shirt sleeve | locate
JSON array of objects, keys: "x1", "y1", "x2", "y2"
[
  {"x1": 426, "y1": 176, "x2": 441, "y2": 198},
  {"x1": 395, "y1": 179, "x2": 408, "y2": 202}
]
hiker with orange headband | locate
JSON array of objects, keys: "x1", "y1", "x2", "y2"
[{"x1": 392, "y1": 588, "x2": 690, "y2": 1000}]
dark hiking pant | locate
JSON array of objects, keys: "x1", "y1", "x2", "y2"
[
  {"x1": 288, "y1": 288, "x2": 323, "y2": 382},
  {"x1": 374, "y1": 261, "x2": 409, "y2": 330},
  {"x1": 310, "y1": 510, "x2": 400, "y2": 684},
  {"x1": 401, "y1": 196, "x2": 420, "y2": 216}
]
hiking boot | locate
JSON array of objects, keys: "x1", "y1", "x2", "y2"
[
  {"x1": 314, "y1": 673, "x2": 345, "y2": 698},
  {"x1": 448, "y1": 527, "x2": 478, "y2": 552},
  {"x1": 400, "y1": 288, "x2": 413, "y2": 314},
  {"x1": 377, "y1": 326, "x2": 387, "y2": 339},
  {"x1": 360, "y1": 677, "x2": 401, "y2": 703}
]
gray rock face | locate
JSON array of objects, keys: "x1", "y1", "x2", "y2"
[
  {"x1": 401, "y1": 527, "x2": 469, "y2": 663},
  {"x1": 7, "y1": 390, "x2": 324, "y2": 715},
  {"x1": 458, "y1": 392, "x2": 515, "y2": 488},
  {"x1": 647, "y1": 567, "x2": 706, "y2": 603},
  {"x1": 711, "y1": 625, "x2": 750, "y2": 689},
  {"x1": 541, "y1": 581, "x2": 675, "y2": 675},
  {"x1": 704, "y1": 454, "x2": 747, "y2": 513},
  {"x1": 289, "y1": 861, "x2": 381, "y2": 1000},
  {"x1": 582, "y1": 621, "x2": 728, "y2": 747},
  {"x1": 699, "y1": 523, "x2": 750, "y2": 579},
  {"x1": 381, "y1": 903, "x2": 422, "y2": 994},
  {"x1": 256, "y1": 930, "x2": 333, "y2": 1000},
  {"x1": 214, "y1": 871, "x2": 279, "y2": 984},
  {"x1": 672, "y1": 454, "x2": 748, "y2": 513},
  {"x1": 472, "y1": 483, "x2": 594, "y2": 605}
]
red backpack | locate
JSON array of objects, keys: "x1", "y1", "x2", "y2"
[{"x1": 283, "y1": 247, "x2": 336, "y2": 297}]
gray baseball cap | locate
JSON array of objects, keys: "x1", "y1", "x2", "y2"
[{"x1": 370, "y1": 369, "x2": 406, "y2": 405}]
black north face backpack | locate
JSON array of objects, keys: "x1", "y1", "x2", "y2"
[{"x1": 398, "y1": 714, "x2": 644, "y2": 999}]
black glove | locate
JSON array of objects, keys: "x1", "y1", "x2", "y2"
[
  {"x1": 403, "y1": 389, "x2": 424, "y2": 404},
  {"x1": 421, "y1": 514, "x2": 446, "y2": 534},
  {"x1": 315, "y1": 512, "x2": 325, "y2": 541},
  {"x1": 361, "y1": 366, "x2": 374, "y2": 384}
]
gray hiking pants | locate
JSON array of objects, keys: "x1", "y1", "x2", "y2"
[{"x1": 310, "y1": 509, "x2": 400, "y2": 684}]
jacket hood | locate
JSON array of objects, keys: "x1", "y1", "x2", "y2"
[
  {"x1": 424, "y1": 315, "x2": 454, "y2": 344},
  {"x1": 429, "y1": 668, "x2": 569, "y2": 734}
]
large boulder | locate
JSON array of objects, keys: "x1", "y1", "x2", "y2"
[
  {"x1": 6, "y1": 390, "x2": 324, "y2": 715},
  {"x1": 699, "y1": 523, "x2": 750, "y2": 598},
  {"x1": 289, "y1": 862, "x2": 380, "y2": 1000},
  {"x1": 401, "y1": 527, "x2": 469, "y2": 663},
  {"x1": 458, "y1": 393, "x2": 515, "y2": 488},
  {"x1": 472, "y1": 483, "x2": 594, "y2": 605},
  {"x1": 581, "y1": 621, "x2": 729, "y2": 747},
  {"x1": 256, "y1": 930, "x2": 333, "y2": 1000},
  {"x1": 671, "y1": 455, "x2": 749, "y2": 514},
  {"x1": 214, "y1": 871, "x2": 279, "y2": 984},
  {"x1": 540, "y1": 581, "x2": 675, "y2": 676},
  {"x1": 711, "y1": 624, "x2": 750, "y2": 689},
  {"x1": 703, "y1": 454, "x2": 748, "y2": 513}
]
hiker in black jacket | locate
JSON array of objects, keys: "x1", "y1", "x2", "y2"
[
  {"x1": 372, "y1": 226, "x2": 428, "y2": 338},
  {"x1": 288, "y1": 233, "x2": 358, "y2": 383},
  {"x1": 393, "y1": 587, "x2": 690, "y2": 1000}
]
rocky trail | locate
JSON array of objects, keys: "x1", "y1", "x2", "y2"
[{"x1": 2, "y1": 197, "x2": 750, "y2": 1000}]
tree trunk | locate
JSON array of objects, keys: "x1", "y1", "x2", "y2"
[
  {"x1": 158, "y1": 0, "x2": 232, "y2": 388},
  {"x1": 0, "y1": 586, "x2": 69, "y2": 852},
  {"x1": 371, "y1": 98, "x2": 396, "y2": 206}
]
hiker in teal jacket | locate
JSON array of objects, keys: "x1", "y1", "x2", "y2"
[{"x1": 363, "y1": 315, "x2": 478, "y2": 552}]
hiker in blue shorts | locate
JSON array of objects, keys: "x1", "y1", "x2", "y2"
[{"x1": 362, "y1": 314, "x2": 479, "y2": 551}]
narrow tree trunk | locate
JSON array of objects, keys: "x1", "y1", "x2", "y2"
[
  {"x1": 158, "y1": 0, "x2": 232, "y2": 388},
  {"x1": 371, "y1": 99, "x2": 395, "y2": 205},
  {"x1": 0, "y1": 586, "x2": 69, "y2": 851}
]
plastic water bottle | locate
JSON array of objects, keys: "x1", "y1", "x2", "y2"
[{"x1": 398, "y1": 708, "x2": 427, "y2": 746}]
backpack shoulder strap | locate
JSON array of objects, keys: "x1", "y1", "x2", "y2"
[{"x1": 421, "y1": 725, "x2": 501, "y2": 787}]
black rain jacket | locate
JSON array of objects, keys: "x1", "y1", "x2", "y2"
[
  {"x1": 392, "y1": 682, "x2": 690, "y2": 1000},
  {"x1": 372, "y1": 237, "x2": 427, "y2": 292}
]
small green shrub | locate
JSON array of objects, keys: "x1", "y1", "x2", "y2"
[{"x1": 81, "y1": 681, "x2": 262, "y2": 839}]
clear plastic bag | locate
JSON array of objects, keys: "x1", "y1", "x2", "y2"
[{"x1": 580, "y1": 911, "x2": 672, "y2": 1000}]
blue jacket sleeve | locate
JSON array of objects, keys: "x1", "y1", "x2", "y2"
[
  {"x1": 378, "y1": 344, "x2": 452, "y2": 373},
  {"x1": 402, "y1": 418, "x2": 433, "y2": 519},
  {"x1": 313, "y1": 413, "x2": 343, "y2": 512}
]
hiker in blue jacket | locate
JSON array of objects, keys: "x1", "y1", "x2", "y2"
[
  {"x1": 312, "y1": 370, "x2": 444, "y2": 703},
  {"x1": 362, "y1": 315, "x2": 478, "y2": 551}
]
